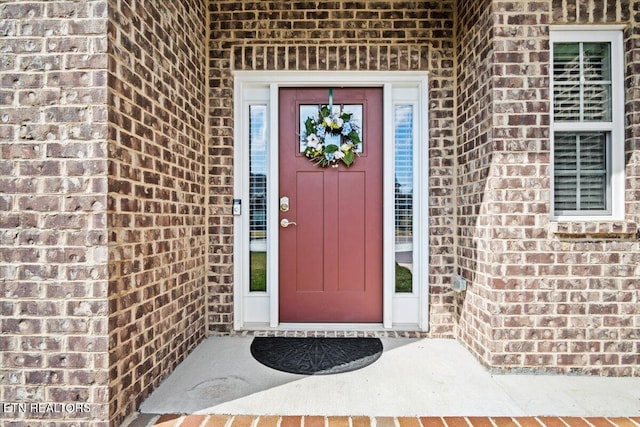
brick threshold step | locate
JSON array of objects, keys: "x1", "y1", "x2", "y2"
[{"x1": 125, "y1": 414, "x2": 640, "y2": 427}]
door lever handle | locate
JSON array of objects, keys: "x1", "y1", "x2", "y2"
[{"x1": 280, "y1": 219, "x2": 297, "y2": 228}]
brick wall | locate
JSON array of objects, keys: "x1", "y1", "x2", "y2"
[
  {"x1": 208, "y1": 0, "x2": 457, "y2": 336},
  {"x1": 456, "y1": 0, "x2": 640, "y2": 376},
  {"x1": 106, "y1": 0, "x2": 209, "y2": 425},
  {"x1": 628, "y1": 5, "x2": 640, "y2": 230},
  {"x1": 0, "y1": 1, "x2": 110, "y2": 424},
  {"x1": 454, "y1": 0, "x2": 496, "y2": 368}
]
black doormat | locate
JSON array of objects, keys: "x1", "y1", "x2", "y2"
[{"x1": 250, "y1": 337, "x2": 383, "y2": 375}]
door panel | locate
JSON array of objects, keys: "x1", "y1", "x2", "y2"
[
  {"x1": 279, "y1": 87, "x2": 383, "y2": 323},
  {"x1": 337, "y1": 172, "x2": 365, "y2": 292},
  {"x1": 295, "y1": 171, "x2": 324, "y2": 292}
]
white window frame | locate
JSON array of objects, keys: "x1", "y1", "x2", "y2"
[
  {"x1": 232, "y1": 71, "x2": 429, "y2": 332},
  {"x1": 549, "y1": 26, "x2": 625, "y2": 221}
]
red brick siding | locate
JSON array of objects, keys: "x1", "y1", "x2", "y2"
[
  {"x1": 455, "y1": 0, "x2": 496, "y2": 366},
  {"x1": 457, "y1": 0, "x2": 640, "y2": 376},
  {"x1": 551, "y1": 0, "x2": 630, "y2": 22},
  {"x1": 626, "y1": 1, "x2": 640, "y2": 226},
  {"x1": 0, "y1": 1, "x2": 110, "y2": 425},
  {"x1": 208, "y1": 0, "x2": 457, "y2": 336},
  {"x1": 137, "y1": 415, "x2": 640, "y2": 427},
  {"x1": 106, "y1": 0, "x2": 208, "y2": 424}
]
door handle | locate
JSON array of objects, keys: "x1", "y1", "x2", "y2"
[{"x1": 280, "y1": 219, "x2": 297, "y2": 228}]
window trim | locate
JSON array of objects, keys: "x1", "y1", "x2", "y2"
[{"x1": 549, "y1": 27, "x2": 625, "y2": 221}]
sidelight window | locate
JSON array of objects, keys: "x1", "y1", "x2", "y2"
[
  {"x1": 394, "y1": 104, "x2": 414, "y2": 293},
  {"x1": 249, "y1": 105, "x2": 268, "y2": 292}
]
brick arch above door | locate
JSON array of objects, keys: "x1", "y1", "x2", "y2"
[{"x1": 231, "y1": 44, "x2": 431, "y2": 71}]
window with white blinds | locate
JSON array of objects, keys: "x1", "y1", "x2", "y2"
[{"x1": 551, "y1": 29, "x2": 623, "y2": 218}]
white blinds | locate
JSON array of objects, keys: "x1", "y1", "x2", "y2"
[
  {"x1": 249, "y1": 105, "x2": 267, "y2": 242},
  {"x1": 554, "y1": 132, "x2": 608, "y2": 212},
  {"x1": 395, "y1": 105, "x2": 413, "y2": 244},
  {"x1": 553, "y1": 42, "x2": 612, "y2": 122}
]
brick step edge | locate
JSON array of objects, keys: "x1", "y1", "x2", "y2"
[{"x1": 122, "y1": 414, "x2": 640, "y2": 427}]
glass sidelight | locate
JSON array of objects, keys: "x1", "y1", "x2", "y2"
[
  {"x1": 394, "y1": 104, "x2": 414, "y2": 293},
  {"x1": 249, "y1": 105, "x2": 268, "y2": 292}
]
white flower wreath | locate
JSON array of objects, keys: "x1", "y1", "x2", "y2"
[{"x1": 301, "y1": 105, "x2": 361, "y2": 168}]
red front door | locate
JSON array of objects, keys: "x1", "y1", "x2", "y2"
[{"x1": 278, "y1": 88, "x2": 383, "y2": 323}]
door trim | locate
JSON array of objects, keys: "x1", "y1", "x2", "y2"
[{"x1": 233, "y1": 71, "x2": 429, "y2": 331}]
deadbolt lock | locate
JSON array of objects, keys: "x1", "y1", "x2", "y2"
[{"x1": 280, "y1": 196, "x2": 290, "y2": 212}]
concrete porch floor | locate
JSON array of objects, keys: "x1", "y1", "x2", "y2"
[{"x1": 136, "y1": 337, "x2": 640, "y2": 419}]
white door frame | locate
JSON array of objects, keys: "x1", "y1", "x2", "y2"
[{"x1": 233, "y1": 71, "x2": 429, "y2": 331}]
